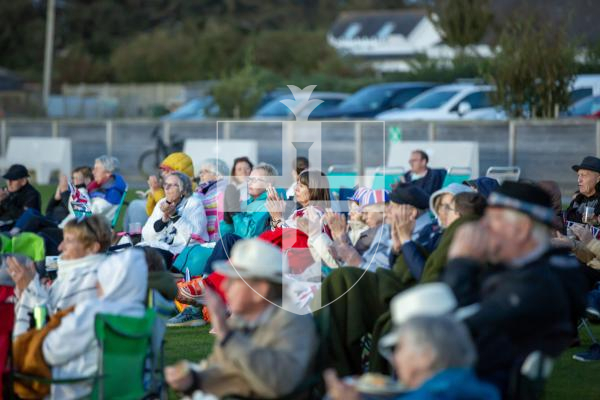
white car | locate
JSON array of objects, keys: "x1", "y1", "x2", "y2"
[{"x1": 375, "y1": 84, "x2": 505, "y2": 121}]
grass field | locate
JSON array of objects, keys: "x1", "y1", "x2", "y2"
[
  {"x1": 163, "y1": 323, "x2": 600, "y2": 399},
  {"x1": 34, "y1": 184, "x2": 600, "y2": 399}
]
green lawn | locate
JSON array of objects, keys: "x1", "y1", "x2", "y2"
[{"x1": 163, "y1": 323, "x2": 600, "y2": 399}]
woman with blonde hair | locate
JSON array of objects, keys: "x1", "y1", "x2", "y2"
[{"x1": 9, "y1": 215, "x2": 112, "y2": 337}]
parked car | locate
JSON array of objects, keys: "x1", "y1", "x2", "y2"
[
  {"x1": 570, "y1": 75, "x2": 600, "y2": 104},
  {"x1": 308, "y1": 82, "x2": 436, "y2": 119},
  {"x1": 162, "y1": 96, "x2": 219, "y2": 121},
  {"x1": 375, "y1": 83, "x2": 504, "y2": 121},
  {"x1": 252, "y1": 92, "x2": 349, "y2": 120},
  {"x1": 563, "y1": 95, "x2": 600, "y2": 119}
]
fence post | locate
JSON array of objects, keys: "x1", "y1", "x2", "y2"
[
  {"x1": 508, "y1": 120, "x2": 516, "y2": 166},
  {"x1": 427, "y1": 122, "x2": 436, "y2": 141},
  {"x1": 0, "y1": 120, "x2": 6, "y2": 155},
  {"x1": 51, "y1": 120, "x2": 58, "y2": 138},
  {"x1": 106, "y1": 120, "x2": 113, "y2": 156},
  {"x1": 223, "y1": 121, "x2": 231, "y2": 140},
  {"x1": 354, "y1": 122, "x2": 363, "y2": 181},
  {"x1": 162, "y1": 120, "x2": 171, "y2": 146}
]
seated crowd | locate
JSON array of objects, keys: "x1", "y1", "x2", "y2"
[{"x1": 3, "y1": 149, "x2": 600, "y2": 400}]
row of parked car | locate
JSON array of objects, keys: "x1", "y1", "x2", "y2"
[{"x1": 164, "y1": 75, "x2": 600, "y2": 121}]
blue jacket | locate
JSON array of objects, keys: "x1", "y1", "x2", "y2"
[
  {"x1": 359, "y1": 224, "x2": 392, "y2": 271},
  {"x1": 218, "y1": 191, "x2": 269, "y2": 238},
  {"x1": 88, "y1": 174, "x2": 127, "y2": 205},
  {"x1": 404, "y1": 168, "x2": 447, "y2": 197},
  {"x1": 399, "y1": 368, "x2": 500, "y2": 400}
]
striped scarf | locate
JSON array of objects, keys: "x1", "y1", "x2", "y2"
[{"x1": 196, "y1": 180, "x2": 225, "y2": 242}]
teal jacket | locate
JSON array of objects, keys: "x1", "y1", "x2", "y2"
[{"x1": 218, "y1": 191, "x2": 269, "y2": 238}]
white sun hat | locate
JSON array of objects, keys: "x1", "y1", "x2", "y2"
[
  {"x1": 212, "y1": 238, "x2": 289, "y2": 283},
  {"x1": 379, "y1": 283, "x2": 458, "y2": 355}
]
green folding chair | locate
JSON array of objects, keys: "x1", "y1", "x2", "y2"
[
  {"x1": 92, "y1": 309, "x2": 156, "y2": 400},
  {"x1": 111, "y1": 187, "x2": 129, "y2": 229},
  {"x1": 13, "y1": 309, "x2": 156, "y2": 400}
]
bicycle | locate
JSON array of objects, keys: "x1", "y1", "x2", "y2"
[{"x1": 137, "y1": 125, "x2": 184, "y2": 178}]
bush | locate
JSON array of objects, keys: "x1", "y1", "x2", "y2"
[
  {"x1": 211, "y1": 63, "x2": 276, "y2": 118},
  {"x1": 55, "y1": 44, "x2": 113, "y2": 83},
  {"x1": 110, "y1": 23, "x2": 245, "y2": 83}
]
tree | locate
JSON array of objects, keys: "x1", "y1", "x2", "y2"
[
  {"x1": 210, "y1": 61, "x2": 276, "y2": 118},
  {"x1": 428, "y1": 0, "x2": 493, "y2": 49},
  {"x1": 488, "y1": 15, "x2": 576, "y2": 118},
  {"x1": 0, "y1": 0, "x2": 46, "y2": 78}
]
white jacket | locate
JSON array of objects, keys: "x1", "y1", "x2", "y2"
[
  {"x1": 141, "y1": 196, "x2": 208, "y2": 254},
  {"x1": 13, "y1": 253, "x2": 106, "y2": 338},
  {"x1": 43, "y1": 250, "x2": 148, "y2": 400}
]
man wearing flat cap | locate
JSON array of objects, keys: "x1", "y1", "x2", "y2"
[
  {"x1": 0, "y1": 164, "x2": 41, "y2": 229},
  {"x1": 444, "y1": 181, "x2": 587, "y2": 396},
  {"x1": 564, "y1": 156, "x2": 600, "y2": 224}
]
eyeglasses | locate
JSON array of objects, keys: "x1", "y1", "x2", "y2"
[
  {"x1": 163, "y1": 183, "x2": 181, "y2": 190},
  {"x1": 437, "y1": 203, "x2": 456, "y2": 213},
  {"x1": 248, "y1": 177, "x2": 268, "y2": 184}
]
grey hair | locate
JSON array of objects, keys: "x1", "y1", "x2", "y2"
[
  {"x1": 253, "y1": 162, "x2": 279, "y2": 177},
  {"x1": 168, "y1": 171, "x2": 192, "y2": 196},
  {"x1": 95, "y1": 155, "x2": 120, "y2": 173},
  {"x1": 397, "y1": 316, "x2": 477, "y2": 373},
  {"x1": 201, "y1": 158, "x2": 230, "y2": 178}
]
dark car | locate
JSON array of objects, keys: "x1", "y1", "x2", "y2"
[{"x1": 309, "y1": 82, "x2": 436, "y2": 119}]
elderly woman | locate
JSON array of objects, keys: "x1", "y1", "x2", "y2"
[
  {"x1": 325, "y1": 315, "x2": 499, "y2": 400},
  {"x1": 13, "y1": 249, "x2": 148, "y2": 400},
  {"x1": 87, "y1": 155, "x2": 127, "y2": 221},
  {"x1": 124, "y1": 152, "x2": 194, "y2": 230},
  {"x1": 167, "y1": 163, "x2": 277, "y2": 327},
  {"x1": 140, "y1": 172, "x2": 208, "y2": 267},
  {"x1": 195, "y1": 158, "x2": 229, "y2": 242},
  {"x1": 9, "y1": 215, "x2": 112, "y2": 337}
]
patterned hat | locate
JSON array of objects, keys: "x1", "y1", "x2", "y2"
[{"x1": 359, "y1": 189, "x2": 390, "y2": 208}]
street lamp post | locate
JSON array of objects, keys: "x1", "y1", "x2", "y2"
[{"x1": 42, "y1": 0, "x2": 56, "y2": 109}]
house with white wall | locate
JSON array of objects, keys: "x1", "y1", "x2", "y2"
[{"x1": 327, "y1": 9, "x2": 491, "y2": 73}]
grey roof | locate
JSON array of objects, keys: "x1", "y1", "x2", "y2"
[{"x1": 330, "y1": 9, "x2": 428, "y2": 39}]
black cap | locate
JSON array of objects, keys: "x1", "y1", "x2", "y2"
[
  {"x1": 390, "y1": 184, "x2": 429, "y2": 210},
  {"x1": 2, "y1": 164, "x2": 29, "y2": 180},
  {"x1": 572, "y1": 156, "x2": 600, "y2": 174},
  {"x1": 488, "y1": 181, "x2": 555, "y2": 225}
]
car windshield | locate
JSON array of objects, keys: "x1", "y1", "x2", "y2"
[
  {"x1": 569, "y1": 96, "x2": 600, "y2": 116},
  {"x1": 337, "y1": 86, "x2": 397, "y2": 112},
  {"x1": 255, "y1": 96, "x2": 293, "y2": 116},
  {"x1": 405, "y1": 90, "x2": 459, "y2": 110},
  {"x1": 166, "y1": 97, "x2": 214, "y2": 119}
]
